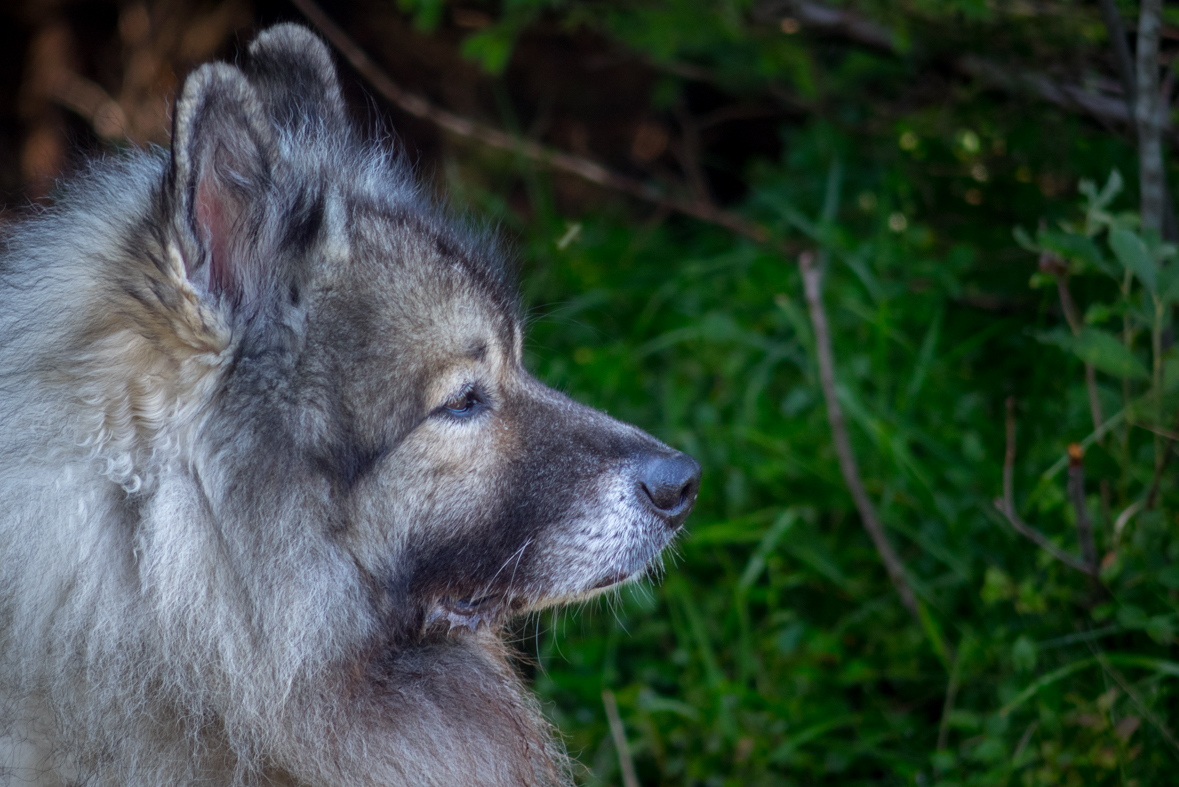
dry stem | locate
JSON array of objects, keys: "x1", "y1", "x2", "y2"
[
  {"x1": 1067, "y1": 444, "x2": 1098, "y2": 575},
  {"x1": 996, "y1": 398, "x2": 1098, "y2": 577},
  {"x1": 798, "y1": 251, "x2": 922, "y2": 621},
  {"x1": 602, "y1": 690, "x2": 640, "y2": 787}
]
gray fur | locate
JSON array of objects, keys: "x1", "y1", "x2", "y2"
[{"x1": 0, "y1": 24, "x2": 699, "y2": 787}]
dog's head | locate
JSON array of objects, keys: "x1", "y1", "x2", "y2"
[{"x1": 163, "y1": 24, "x2": 699, "y2": 640}]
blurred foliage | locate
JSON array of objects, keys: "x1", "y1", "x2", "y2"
[{"x1": 405, "y1": 0, "x2": 1179, "y2": 784}]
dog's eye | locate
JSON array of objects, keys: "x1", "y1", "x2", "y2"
[{"x1": 441, "y1": 387, "x2": 482, "y2": 417}]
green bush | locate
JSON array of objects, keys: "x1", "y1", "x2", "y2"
[{"x1": 411, "y1": 1, "x2": 1179, "y2": 783}]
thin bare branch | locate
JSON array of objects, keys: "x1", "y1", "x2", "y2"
[
  {"x1": 753, "y1": 0, "x2": 894, "y2": 51},
  {"x1": 290, "y1": 0, "x2": 772, "y2": 245},
  {"x1": 997, "y1": 398, "x2": 1098, "y2": 577},
  {"x1": 1067, "y1": 444, "x2": 1098, "y2": 574},
  {"x1": 1041, "y1": 253, "x2": 1105, "y2": 434},
  {"x1": 1097, "y1": 0, "x2": 1137, "y2": 115},
  {"x1": 993, "y1": 501, "x2": 1098, "y2": 577},
  {"x1": 1004, "y1": 396, "x2": 1017, "y2": 511},
  {"x1": 1146, "y1": 414, "x2": 1179, "y2": 508},
  {"x1": 955, "y1": 55, "x2": 1132, "y2": 126},
  {"x1": 798, "y1": 251, "x2": 923, "y2": 621},
  {"x1": 602, "y1": 690, "x2": 640, "y2": 787}
]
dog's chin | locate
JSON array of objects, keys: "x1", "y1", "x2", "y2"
[{"x1": 425, "y1": 567, "x2": 651, "y2": 634}]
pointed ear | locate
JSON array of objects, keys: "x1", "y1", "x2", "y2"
[
  {"x1": 169, "y1": 63, "x2": 276, "y2": 306},
  {"x1": 244, "y1": 24, "x2": 347, "y2": 134}
]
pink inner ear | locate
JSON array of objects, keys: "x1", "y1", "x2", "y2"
[{"x1": 194, "y1": 169, "x2": 236, "y2": 298}]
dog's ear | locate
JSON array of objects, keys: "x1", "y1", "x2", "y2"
[
  {"x1": 245, "y1": 24, "x2": 347, "y2": 134},
  {"x1": 169, "y1": 63, "x2": 277, "y2": 308}
]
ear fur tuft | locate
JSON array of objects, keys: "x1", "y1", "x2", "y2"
[{"x1": 245, "y1": 23, "x2": 347, "y2": 134}]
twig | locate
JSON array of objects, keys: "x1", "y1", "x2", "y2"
[
  {"x1": 289, "y1": 0, "x2": 772, "y2": 245},
  {"x1": 956, "y1": 55, "x2": 1133, "y2": 127},
  {"x1": 1067, "y1": 444, "x2": 1098, "y2": 574},
  {"x1": 752, "y1": 0, "x2": 894, "y2": 51},
  {"x1": 996, "y1": 398, "x2": 1098, "y2": 577},
  {"x1": 602, "y1": 690, "x2": 640, "y2": 787},
  {"x1": 1041, "y1": 252, "x2": 1105, "y2": 434},
  {"x1": 1097, "y1": 0, "x2": 1138, "y2": 115},
  {"x1": 1004, "y1": 396, "x2": 1017, "y2": 510},
  {"x1": 798, "y1": 251, "x2": 922, "y2": 621},
  {"x1": 1146, "y1": 414, "x2": 1179, "y2": 508}
]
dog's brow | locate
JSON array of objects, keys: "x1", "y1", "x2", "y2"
[{"x1": 466, "y1": 342, "x2": 488, "y2": 362}]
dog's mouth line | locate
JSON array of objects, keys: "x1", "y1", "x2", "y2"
[
  {"x1": 427, "y1": 593, "x2": 522, "y2": 632},
  {"x1": 446, "y1": 594, "x2": 497, "y2": 614}
]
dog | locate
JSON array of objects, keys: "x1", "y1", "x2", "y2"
[{"x1": 0, "y1": 23, "x2": 699, "y2": 787}]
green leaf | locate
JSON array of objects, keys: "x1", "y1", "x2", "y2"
[
  {"x1": 1013, "y1": 225, "x2": 1037, "y2": 252},
  {"x1": 1037, "y1": 327, "x2": 1150, "y2": 380},
  {"x1": 1038, "y1": 230, "x2": 1114, "y2": 277},
  {"x1": 737, "y1": 509, "x2": 799, "y2": 591},
  {"x1": 1158, "y1": 264, "x2": 1179, "y2": 305},
  {"x1": 460, "y1": 26, "x2": 519, "y2": 74},
  {"x1": 1012, "y1": 635, "x2": 1037, "y2": 672},
  {"x1": 1071, "y1": 328, "x2": 1150, "y2": 379},
  {"x1": 397, "y1": 0, "x2": 446, "y2": 32},
  {"x1": 1080, "y1": 169, "x2": 1123, "y2": 212},
  {"x1": 1109, "y1": 227, "x2": 1157, "y2": 292},
  {"x1": 1158, "y1": 565, "x2": 1179, "y2": 589}
]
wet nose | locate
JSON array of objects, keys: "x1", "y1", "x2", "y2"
[{"x1": 636, "y1": 452, "x2": 701, "y2": 529}]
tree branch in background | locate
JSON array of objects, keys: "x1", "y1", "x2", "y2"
[
  {"x1": 955, "y1": 56, "x2": 1133, "y2": 127},
  {"x1": 1068, "y1": 444, "x2": 1099, "y2": 575},
  {"x1": 290, "y1": 0, "x2": 774, "y2": 246},
  {"x1": 1097, "y1": 0, "x2": 1138, "y2": 116},
  {"x1": 798, "y1": 251, "x2": 923, "y2": 622},
  {"x1": 760, "y1": 0, "x2": 1147, "y2": 130},
  {"x1": 1099, "y1": 0, "x2": 1179, "y2": 240},
  {"x1": 1136, "y1": 0, "x2": 1166, "y2": 236},
  {"x1": 754, "y1": 0, "x2": 894, "y2": 51},
  {"x1": 995, "y1": 397, "x2": 1099, "y2": 577}
]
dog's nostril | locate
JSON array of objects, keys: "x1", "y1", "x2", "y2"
[{"x1": 637, "y1": 453, "x2": 701, "y2": 525}]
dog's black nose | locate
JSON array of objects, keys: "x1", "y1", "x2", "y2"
[{"x1": 637, "y1": 452, "x2": 701, "y2": 528}]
